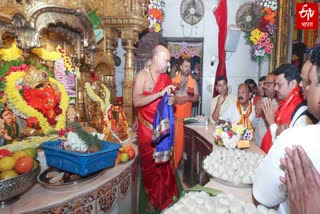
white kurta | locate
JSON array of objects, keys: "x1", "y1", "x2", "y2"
[
  {"x1": 220, "y1": 102, "x2": 255, "y2": 125},
  {"x1": 253, "y1": 124, "x2": 320, "y2": 214},
  {"x1": 269, "y1": 105, "x2": 314, "y2": 144},
  {"x1": 209, "y1": 94, "x2": 237, "y2": 124}
]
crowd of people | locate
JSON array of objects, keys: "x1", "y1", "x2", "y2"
[{"x1": 132, "y1": 44, "x2": 320, "y2": 213}]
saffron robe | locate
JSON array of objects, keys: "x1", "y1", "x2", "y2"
[{"x1": 172, "y1": 73, "x2": 195, "y2": 170}]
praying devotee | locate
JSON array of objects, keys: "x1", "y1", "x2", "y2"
[
  {"x1": 133, "y1": 45, "x2": 178, "y2": 212},
  {"x1": 244, "y1": 78, "x2": 258, "y2": 99},
  {"x1": 209, "y1": 76, "x2": 237, "y2": 124},
  {"x1": 253, "y1": 76, "x2": 266, "y2": 105},
  {"x1": 172, "y1": 59, "x2": 199, "y2": 170},
  {"x1": 253, "y1": 46, "x2": 320, "y2": 214},
  {"x1": 260, "y1": 64, "x2": 314, "y2": 153},
  {"x1": 252, "y1": 73, "x2": 278, "y2": 147},
  {"x1": 219, "y1": 83, "x2": 255, "y2": 131},
  {"x1": 299, "y1": 58, "x2": 312, "y2": 100}
]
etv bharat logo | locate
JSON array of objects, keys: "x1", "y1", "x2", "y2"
[{"x1": 296, "y1": 3, "x2": 318, "y2": 30}]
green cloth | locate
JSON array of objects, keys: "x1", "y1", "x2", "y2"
[{"x1": 87, "y1": 9, "x2": 101, "y2": 30}]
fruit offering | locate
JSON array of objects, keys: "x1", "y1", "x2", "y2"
[
  {"x1": 115, "y1": 145, "x2": 136, "y2": 164},
  {"x1": 0, "y1": 148, "x2": 38, "y2": 180}
]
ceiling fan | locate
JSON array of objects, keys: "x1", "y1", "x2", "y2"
[{"x1": 180, "y1": 0, "x2": 205, "y2": 25}]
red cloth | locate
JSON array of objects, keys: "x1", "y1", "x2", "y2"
[
  {"x1": 137, "y1": 73, "x2": 178, "y2": 211},
  {"x1": 261, "y1": 87, "x2": 304, "y2": 153},
  {"x1": 213, "y1": 0, "x2": 228, "y2": 97}
]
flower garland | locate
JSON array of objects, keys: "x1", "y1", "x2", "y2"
[
  {"x1": 55, "y1": 59, "x2": 76, "y2": 98},
  {"x1": 245, "y1": 0, "x2": 277, "y2": 63},
  {"x1": 0, "y1": 41, "x2": 23, "y2": 62},
  {"x1": 4, "y1": 71, "x2": 69, "y2": 134},
  {"x1": 31, "y1": 48, "x2": 61, "y2": 61},
  {"x1": 84, "y1": 82, "x2": 106, "y2": 111},
  {"x1": 84, "y1": 81, "x2": 129, "y2": 144},
  {"x1": 148, "y1": 0, "x2": 164, "y2": 32}
]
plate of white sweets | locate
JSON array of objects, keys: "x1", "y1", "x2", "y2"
[
  {"x1": 203, "y1": 148, "x2": 265, "y2": 188},
  {"x1": 163, "y1": 191, "x2": 277, "y2": 214}
]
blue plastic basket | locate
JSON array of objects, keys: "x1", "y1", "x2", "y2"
[{"x1": 41, "y1": 140, "x2": 122, "y2": 176}]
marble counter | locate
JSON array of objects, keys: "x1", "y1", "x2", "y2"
[
  {"x1": 184, "y1": 124, "x2": 265, "y2": 203},
  {"x1": 1, "y1": 135, "x2": 138, "y2": 214}
]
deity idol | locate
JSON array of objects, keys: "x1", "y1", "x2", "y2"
[{"x1": 22, "y1": 66, "x2": 62, "y2": 127}]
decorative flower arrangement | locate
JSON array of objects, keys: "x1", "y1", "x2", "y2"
[
  {"x1": 213, "y1": 123, "x2": 253, "y2": 150},
  {"x1": 4, "y1": 70, "x2": 69, "y2": 134},
  {"x1": 148, "y1": 0, "x2": 165, "y2": 32},
  {"x1": 245, "y1": 0, "x2": 278, "y2": 63}
]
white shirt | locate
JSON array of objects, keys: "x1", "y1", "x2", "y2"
[
  {"x1": 251, "y1": 117, "x2": 267, "y2": 147},
  {"x1": 209, "y1": 94, "x2": 237, "y2": 124},
  {"x1": 220, "y1": 102, "x2": 255, "y2": 125},
  {"x1": 253, "y1": 124, "x2": 320, "y2": 214},
  {"x1": 269, "y1": 105, "x2": 314, "y2": 144}
]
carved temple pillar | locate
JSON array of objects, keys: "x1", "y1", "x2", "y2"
[
  {"x1": 101, "y1": 27, "x2": 118, "y2": 104},
  {"x1": 99, "y1": 0, "x2": 149, "y2": 126},
  {"x1": 103, "y1": 27, "x2": 118, "y2": 57},
  {"x1": 121, "y1": 29, "x2": 138, "y2": 126}
]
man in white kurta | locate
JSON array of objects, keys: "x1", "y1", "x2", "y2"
[
  {"x1": 253, "y1": 52, "x2": 320, "y2": 214},
  {"x1": 253, "y1": 124, "x2": 320, "y2": 213},
  {"x1": 219, "y1": 84, "x2": 255, "y2": 131},
  {"x1": 209, "y1": 76, "x2": 236, "y2": 124}
]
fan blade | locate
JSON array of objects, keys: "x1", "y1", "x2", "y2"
[
  {"x1": 183, "y1": 10, "x2": 191, "y2": 19},
  {"x1": 192, "y1": 0, "x2": 196, "y2": 8},
  {"x1": 194, "y1": 12, "x2": 202, "y2": 18}
]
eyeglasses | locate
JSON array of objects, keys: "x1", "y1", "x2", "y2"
[{"x1": 263, "y1": 82, "x2": 274, "y2": 87}]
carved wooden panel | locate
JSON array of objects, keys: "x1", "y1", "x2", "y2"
[{"x1": 272, "y1": 0, "x2": 290, "y2": 70}]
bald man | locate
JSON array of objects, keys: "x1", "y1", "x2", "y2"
[{"x1": 133, "y1": 45, "x2": 178, "y2": 212}]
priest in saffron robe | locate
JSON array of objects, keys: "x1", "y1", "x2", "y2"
[
  {"x1": 219, "y1": 83, "x2": 255, "y2": 132},
  {"x1": 172, "y1": 59, "x2": 199, "y2": 170},
  {"x1": 133, "y1": 45, "x2": 178, "y2": 212}
]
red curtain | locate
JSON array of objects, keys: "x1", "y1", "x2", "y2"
[{"x1": 213, "y1": 0, "x2": 228, "y2": 97}]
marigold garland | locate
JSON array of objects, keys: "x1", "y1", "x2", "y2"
[
  {"x1": 4, "y1": 71, "x2": 69, "y2": 134},
  {"x1": 0, "y1": 41, "x2": 23, "y2": 62},
  {"x1": 31, "y1": 48, "x2": 61, "y2": 61}
]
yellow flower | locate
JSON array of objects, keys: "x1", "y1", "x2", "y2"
[
  {"x1": 154, "y1": 23, "x2": 161, "y2": 32},
  {"x1": 232, "y1": 124, "x2": 245, "y2": 135},
  {"x1": 217, "y1": 128, "x2": 222, "y2": 135},
  {"x1": 250, "y1": 28, "x2": 263, "y2": 45},
  {"x1": 31, "y1": 48, "x2": 61, "y2": 61},
  {"x1": 0, "y1": 41, "x2": 23, "y2": 61}
]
